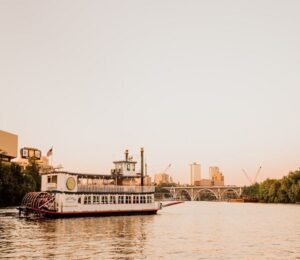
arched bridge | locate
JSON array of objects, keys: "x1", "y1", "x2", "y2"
[{"x1": 162, "y1": 186, "x2": 242, "y2": 201}]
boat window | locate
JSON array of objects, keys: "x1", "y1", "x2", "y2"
[
  {"x1": 127, "y1": 164, "x2": 130, "y2": 171},
  {"x1": 118, "y1": 196, "x2": 124, "y2": 204},
  {"x1": 125, "y1": 196, "x2": 131, "y2": 204},
  {"x1": 110, "y1": 196, "x2": 116, "y2": 204},
  {"x1": 84, "y1": 196, "x2": 88, "y2": 204},
  {"x1": 133, "y1": 196, "x2": 139, "y2": 204},
  {"x1": 52, "y1": 175, "x2": 57, "y2": 183},
  {"x1": 133, "y1": 164, "x2": 135, "y2": 171},
  {"x1": 87, "y1": 196, "x2": 91, "y2": 204},
  {"x1": 101, "y1": 196, "x2": 108, "y2": 204},
  {"x1": 93, "y1": 195, "x2": 100, "y2": 204},
  {"x1": 78, "y1": 197, "x2": 82, "y2": 204},
  {"x1": 141, "y1": 196, "x2": 146, "y2": 204},
  {"x1": 147, "y1": 196, "x2": 152, "y2": 203},
  {"x1": 47, "y1": 175, "x2": 57, "y2": 184}
]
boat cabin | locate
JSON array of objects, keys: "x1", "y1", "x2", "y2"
[{"x1": 111, "y1": 149, "x2": 138, "y2": 177}]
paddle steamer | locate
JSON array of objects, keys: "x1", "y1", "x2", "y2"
[{"x1": 18, "y1": 148, "x2": 165, "y2": 218}]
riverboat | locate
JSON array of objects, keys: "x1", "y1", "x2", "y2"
[{"x1": 18, "y1": 148, "x2": 178, "y2": 218}]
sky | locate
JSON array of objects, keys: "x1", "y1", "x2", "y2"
[{"x1": 0, "y1": 0, "x2": 299, "y2": 185}]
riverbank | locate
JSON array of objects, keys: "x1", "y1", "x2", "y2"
[{"x1": 242, "y1": 169, "x2": 300, "y2": 203}]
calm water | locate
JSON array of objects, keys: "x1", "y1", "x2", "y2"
[{"x1": 0, "y1": 202, "x2": 299, "y2": 259}]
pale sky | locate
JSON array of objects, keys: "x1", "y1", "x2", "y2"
[{"x1": 1, "y1": 1, "x2": 299, "y2": 185}]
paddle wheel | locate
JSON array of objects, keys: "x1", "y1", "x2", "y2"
[{"x1": 18, "y1": 192, "x2": 56, "y2": 218}]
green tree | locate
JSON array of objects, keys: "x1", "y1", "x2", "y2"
[
  {"x1": 0, "y1": 160, "x2": 41, "y2": 207},
  {"x1": 242, "y1": 183, "x2": 259, "y2": 199},
  {"x1": 259, "y1": 178, "x2": 276, "y2": 202},
  {"x1": 242, "y1": 169, "x2": 300, "y2": 204},
  {"x1": 287, "y1": 170, "x2": 300, "y2": 203}
]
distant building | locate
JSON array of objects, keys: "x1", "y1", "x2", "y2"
[
  {"x1": 0, "y1": 130, "x2": 18, "y2": 162},
  {"x1": 15, "y1": 147, "x2": 52, "y2": 172},
  {"x1": 20, "y1": 147, "x2": 42, "y2": 160},
  {"x1": 190, "y1": 162, "x2": 201, "y2": 185},
  {"x1": 134, "y1": 175, "x2": 152, "y2": 186},
  {"x1": 209, "y1": 166, "x2": 224, "y2": 186},
  {"x1": 154, "y1": 173, "x2": 172, "y2": 185},
  {"x1": 16, "y1": 155, "x2": 51, "y2": 172},
  {"x1": 194, "y1": 179, "x2": 212, "y2": 187}
]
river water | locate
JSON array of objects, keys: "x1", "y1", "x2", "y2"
[{"x1": 0, "y1": 202, "x2": 299, "y2": 259}]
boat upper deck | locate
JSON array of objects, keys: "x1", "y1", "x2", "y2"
[{"x1": 41, "y1": 171, "x2": 154, "y2": 193}]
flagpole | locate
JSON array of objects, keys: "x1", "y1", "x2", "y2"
[{"x1": 51, "y1": 146, "x2": 53, "y2": 167}]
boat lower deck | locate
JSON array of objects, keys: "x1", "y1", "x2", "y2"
[{"x1": 18, "y1": 206, "x2": 158, "y2": 218}]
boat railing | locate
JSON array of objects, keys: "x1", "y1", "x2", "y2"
[{"x1": 77, "y1": 184, "x2": 155, "y2": 193}]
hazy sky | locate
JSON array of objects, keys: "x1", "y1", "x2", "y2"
[{"x1": 1, "y1": 1, "x2": 299, "y2": 185}]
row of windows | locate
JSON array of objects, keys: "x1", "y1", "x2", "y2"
[
  {"x1": 79, "y1": 195, "x2": 153, "y2": 205},
  {"x1": 127, "y1": 164, "x2": 135, "y2": 171},
  {"x1": 116, "y1": 163, "x2": 136, "y2": 171}
]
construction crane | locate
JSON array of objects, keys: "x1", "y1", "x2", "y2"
[
  {"x1": 163, "y1": 164, "x2": 172, "y2": 173},
  {"x1": 242, "y1": 166, "x2": 262, "y2": 185}
]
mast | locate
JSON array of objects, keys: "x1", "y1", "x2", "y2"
[{"x1": 141, "y1": 147, "x2": 144, "y2": 186}]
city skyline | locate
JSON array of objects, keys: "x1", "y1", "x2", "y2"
[{"x1": 1, "y1": 1, "x2": 300, "y2": 185}]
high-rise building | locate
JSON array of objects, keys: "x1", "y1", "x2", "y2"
[
  {"x1": 190, "y1": 162, "x2": 201, "y2": 185},
  {"x1": 209, "y1": 166, "x2": 224, "y2": 186}
]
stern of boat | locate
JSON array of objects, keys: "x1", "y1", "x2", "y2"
[{"x1": 18, "y1": 192, "x2": 56, "y2": 218}]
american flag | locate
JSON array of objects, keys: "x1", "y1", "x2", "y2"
[{"x1": 47, "y1": 147, "x2": 53, "y2": 157}]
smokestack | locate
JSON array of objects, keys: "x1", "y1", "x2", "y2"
[
  {"x1": 141, "y1": 147, "x2": 144, "y2": 186},
  {"x1": 125, "y1": 149, "x2": 129, "y2": 161}
]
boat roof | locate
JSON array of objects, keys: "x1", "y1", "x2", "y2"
[
  {"x1": 43, "y1": 171, "x2": 140, "y2": 179},
  {"x1": 113, "y1": 160, "x2": 137, "y2": 164}
]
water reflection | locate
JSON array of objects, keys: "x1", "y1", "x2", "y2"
[
  {"x1": 0, "y1": 209, "x2": 154, "y2": 259},
  {"x1": 1, "y1": 203, "x2": 299, "y2": 259}
]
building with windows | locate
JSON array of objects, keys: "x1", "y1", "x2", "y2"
[
  {"x1": 209, "y1": 166, "x2": 224, "y2": 186},
  {"x1": 135, "y1": 175, "x2": 152, "y2": 186},
  {"x1": 194, "y1": 179, "x2": 212, "y2": 186},
  {"x1": 15, "y1": 147, "x2": 52, "y2": 173},
  {"x1": 0, "y1": 130, "x2": 18, "y2": 162},
  {"x1": 190, "y1": 162, "x2": 201, "y2": 185},
  {"x1": 154, "y1": 173, "x2": 172, "y2": 185},
  {"x1": 16, "y1": 155, "x2": 51, "y2": 172}
]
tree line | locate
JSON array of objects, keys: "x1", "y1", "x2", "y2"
[
  {"x1": 0, "y1": 160, "x2": 40, "y2": 207},
  {"x1": 242, "y1": 169, "x2": 300, "y2": 203}
]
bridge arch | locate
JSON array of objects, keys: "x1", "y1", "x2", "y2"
[
  {"x1": 221, "y1": 188, "x2": 239, "y2": 200},
  {"x1": 194, "y1": 189, "x2": 218, "y2": 201},
  {"x1": 175, "y1": 189, "x2": 192, "y2": 201}
]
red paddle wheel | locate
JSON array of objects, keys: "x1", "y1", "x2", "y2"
[{"x1": 19, "y1": 192, "x2": 55, "y2": 217}]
